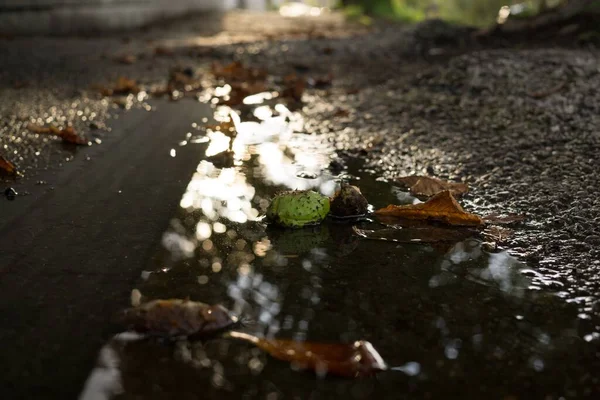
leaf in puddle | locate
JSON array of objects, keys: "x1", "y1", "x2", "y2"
[
  {"x1": 395, "y1": 176, "x2": 469, "y2": 197},
  {"x1": 27, "y1": 124, "x2": 88, "y2": 145},
  {"x1": 483, "y1": 213, "x2": 526, "y2": 225},
  {"x1": 119, "y1": 298, "x2": 238, "y2": 338},
  {"x1": 353, "y1": 225, "x2": 475, "y2": 243},
  {"x1": 228, "y1": 331, "x2": 387, "y2": 378},
  {"x1": 0, "y1": 155, "x2": 17, "y2": 176},
  {"x1": 375, "y1": 190, "x2": 483, "y2": 227}
]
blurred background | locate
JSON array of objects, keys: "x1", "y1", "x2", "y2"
[{"x1": 0, "y1": 0, "x2": 585, "y2": 35}]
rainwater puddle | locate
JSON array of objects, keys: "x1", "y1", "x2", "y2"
[{"x1": 81, "y1": 99, "x2": 599, "y2": 399}]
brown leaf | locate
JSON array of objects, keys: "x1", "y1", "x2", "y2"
[
  {"x1": 115, "y1": 54, "x2": 137, "y2": 65},
  {"x1": 94, "y1": 77, "x2": 140, "y2": 96},
  {"x1": 483, "y1": 213, "x2": 526, "y2": 225},
  {"x1": 27, "y1": 124, "x2": 88, "y2": 145},
  {"x1": 375, "y1": 191, "x2": 483, "y2": 227},
  {"x1": 332, "y1": 108, "x2": 350, "y2": 118},
  {"x1": 396, "y1": 176, "x2": 469, "y2": 197},
  {"x1": 205, "y1": 119, "x2": 236, "y2": 137},
  {"x1": 153, "y1": 45, "x2": 174, "y2": 57},
  {"x1": 120, "y1": 298, "x2": 238, "y2": 338},
  {"x1": 211, "y1": 61, "x2": 267, "y2": 82},
  {"x1": 228, "y1": 331, "x2": 387, "y2": 378},
  {"x1": 281, "y1": 74, "x2": 305, "y2": 102},
  {"x1": 0, "y1": 155, "x2": 17, "y2": 176}
]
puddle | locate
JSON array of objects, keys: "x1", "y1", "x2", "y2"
[{"x1": 81, "y1": 98, "x2": 600, "y2": 399}]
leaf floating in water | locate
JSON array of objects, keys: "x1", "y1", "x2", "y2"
[
  {"x1": 375, "y1": 191, "x2": 483, "y2": 227},
  {"x1": 27, "y1": 124, "x2": 89, "y2": 145},
  {"x1": 483, "y1": 213, "x2": 526, "y2": 225},
  {"x1": 119, "y1": 298, "x2": 238, "y2": 338},
  {"x1": 0, "y1": 155, "x2": 17, "y2": 176},
  {"x1": 395, "y1": 176, "x2": 469, "y2": 197},
  {"x1": 228, "y1": 331, "x2": 387, "y2": 378}
]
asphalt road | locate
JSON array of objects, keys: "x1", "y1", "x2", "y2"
[{"x1": 0, "y1": 100, "x2": 211, "y2": 399}]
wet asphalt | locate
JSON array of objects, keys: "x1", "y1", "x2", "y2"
[{"x1": 0, "y1": 10, "x2": 599, "y2": 399}]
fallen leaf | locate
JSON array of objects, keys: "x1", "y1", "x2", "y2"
[
  {"x1": 154, "y1": 45, "x2": 174, "y2": 57},
  {"x1": 375, "y1": 191, "x2": 483, "y2": 227},
  {"x1": 211, "y1": 61, "x2": 267, "y2": 82},
  {"x1": 281, "y1": 74, "x2": 305, "y2": 102},
  {"x1": 115, "y1": 54, "x2": 137, "y2": 64},
  {"x1": 56, "y1": 126, "x2": 89, "y2": 145},
  {"x1": 353, "y1": 225, "x2": 475, "y2": 244},
  {"x1": 120, "y1": 298, "x2": 238, "y2": 338},
  {"x1": 94, "y1": 76, "x2": 140, "y2": 96},
  {"x1": 395, "y1": 176, "x2": 469, "y2": 197},
  {"x1": 27, "y1": 124, "x2": 88, "y2": 145},
  {"x1": 228, "y1": 331, "x2": 387, "y2": 378},
  {"x1": 0, "y1": 155, "x2": 17, "y2": 176},
  {"x1": 483, "y1": 213, "x2": 526, "y2": 225}
]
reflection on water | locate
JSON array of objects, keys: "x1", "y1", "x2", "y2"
[{"x1": 81, "y1": 96, "x2": 600, "y2": 399}]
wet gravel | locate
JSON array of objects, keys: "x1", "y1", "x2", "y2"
[{"x1": 1, "y1": 10, "x2": 600, "y2": 325}]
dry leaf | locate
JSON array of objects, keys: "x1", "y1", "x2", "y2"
[
  {"x1": 95, "y1": 77, "x2": 140, "y2": 96},
  {"x1": 282, "y1": 74, "x2": 305, "y2": 102},
  {"x1": 396, "y1": 176, "x2": 469, "y2": 197},
  {"x1": 27, "y1": 124, "x2": 88, "y2": 145},
  {"x1": 211, "y1": 61, "x2": 267, "y2": 82},
  {"x1": 228, "y1": 331, "x2": 387, "y2": 378},
  {"x1": 0, "y1": 155, "x2": 17, "y2": 176},
  {"x1": 332, "y1": 108, "x2": 350, "y2": 118},
  {"x1": 120, "y1": 298, "x2": 238, "y2": 338},
  {"x1": 154, "y1": 45, "x2": 174, "y2": 57},
  {"x1": 375, "y1": 191, "x2": 483, "y2": 227},
  {"x1": 115, "y1": 54, "x2": 137, "y2": 65},
  {"x1": 483, "y1": 213, "x2": 526, "y2": 225}
]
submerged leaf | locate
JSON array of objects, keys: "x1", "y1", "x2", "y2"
[
  {"x1": 27, "y1": 124, "x2": 88, "y2": 145},
  {"x1": 120, "y1": 298, "x2": 238, "y2": 338},
  {"x1": 281, "y1": 73, "x2": 306, "y2": 102},
  {"x1": 0, "y1": 155, "x2": 17, "y2": 176},
  {"x1": 395, "y1": 176, "x2": 469, "y2": 197},
  {"x1": 228, "y1": 331, "x2": 387, "y2": 378},
  {"x1": 375, "y1": 191, "x2": 483, "y2": 227},
  {"x1": 353, "y1": 225, "x2": 475, "y2": 244}
]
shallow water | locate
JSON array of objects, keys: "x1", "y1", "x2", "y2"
[{"x1": 80, "y1": 98, "x2": 599, "y2": 399}]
